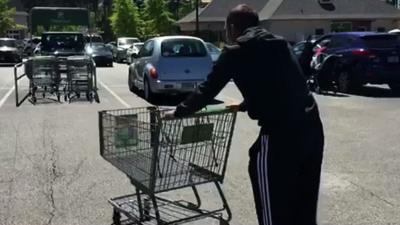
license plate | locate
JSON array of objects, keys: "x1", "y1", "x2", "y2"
[
  {"x1": 182, "y1": 83, "x2": 195, "y2": 89},
  {"x1": 387, "y1": 56, "x2": 399, "y2": 63}
]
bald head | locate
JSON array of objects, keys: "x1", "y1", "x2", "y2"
[{"x1": 226, "y1": 4, "x2": 259, "y2": 35}]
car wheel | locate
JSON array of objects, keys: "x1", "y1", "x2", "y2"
[
  {"x1": 144, "y1": 78, "x2": 154, "y2": 101},
  {"x1": 389, "y1": 83, "x2": 400, "y2": 93},
  {"x1": 337, "y1": 70, "x2": 352, "y2": 93}
]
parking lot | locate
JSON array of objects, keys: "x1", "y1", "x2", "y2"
[{"x1": 1, "y1": 63, "x2": 400, "y2": 225}]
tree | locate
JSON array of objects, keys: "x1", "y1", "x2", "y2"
[
  {"x1": 0, "y1": 0, "x2": 15, "y2": 36},
  {"x1": 179, "y1": 0, "x2": 196, "y2": 19},
  {"x1": 143, "y1": 0, "x2": 175, "y2": 36},
  {"x1": 109, "y1": 0, "x2": 142, "y2": 37}
]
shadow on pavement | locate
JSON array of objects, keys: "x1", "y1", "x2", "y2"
[{"x1": 350, "y1": 85, "x2": 400, "y2": 98}]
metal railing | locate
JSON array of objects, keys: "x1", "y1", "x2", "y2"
[{"x1": 14, "y1": 60, "x2": 30, "y2": 107}]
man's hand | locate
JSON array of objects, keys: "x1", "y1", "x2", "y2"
[{"x1": 226, "y1": 104, "x2": 241, "y2": 112}]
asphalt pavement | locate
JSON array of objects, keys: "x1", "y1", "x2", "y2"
[{"x1": 0, "y1": 63, "x2": 399, "y2": 225}]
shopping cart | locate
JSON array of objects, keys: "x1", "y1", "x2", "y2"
[
  {"x1": 25, "y1": 56, "x2": 61, "y2": 103},
  {"x1": 66, "y1": 56, "x2": 98, "y2": 102},
  {"x1": 99, "y1": 106, "x2": 237, "y2": 225}
]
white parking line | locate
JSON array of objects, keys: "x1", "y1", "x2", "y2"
[
  {"x1": 99, "y1": 80, "x2": 132, "y2": 108},
  {"x1": 0, "y1": 86, "x2": 15, "y2": 108}
]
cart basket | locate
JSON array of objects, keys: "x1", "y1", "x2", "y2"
[{"x1": 99, "y1": 106, "x2": 237, "y2": 194}]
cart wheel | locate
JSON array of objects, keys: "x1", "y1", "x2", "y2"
[
  {"x1": 86, "y1": 91, "x2": 92, "y2": 102},
  {"x1": 94, "y1": 93, "x2": 100, "y2": 103},
  {"x1": 112, "y1": 209, "x2": 121, "y2": 225},
  {"x1": 186, "y1": 202, "x2": 199, "y2": 210},
  {"x1": 219, "y1": 219, "x2": 229, "y2": 225}
]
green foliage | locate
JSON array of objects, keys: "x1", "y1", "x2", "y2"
[
  {"x1": 143, "y1": 0, "x2": 176, "y2": 36},
  {"x1": 109, "y1": 0, "x2": 142, "y2": 38},
  {"x1": 179, "y1": 0, "x2": 196, "y2": 19},
  {"x1": 0, "y1": 0, "x2": 16, "y2": 36}
]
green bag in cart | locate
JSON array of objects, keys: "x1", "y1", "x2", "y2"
[{"x1": 115, "y1": 115, "x2": 138, "y2": 148}]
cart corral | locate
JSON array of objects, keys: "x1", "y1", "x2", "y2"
[{"x1": 14, "y1": 7, "x2": 99, "y2": 106}]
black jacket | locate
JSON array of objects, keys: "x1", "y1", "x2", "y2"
[{"x1": 175, "y1": 26, "x2": 319, "y2": 133}]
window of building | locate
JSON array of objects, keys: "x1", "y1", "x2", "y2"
[
  {"x1": 377, "y1": 27, "x2": 386, "y2": 32},
  {"x1": 331, "y1": 22, "x2": 352, "y2": 32},
  {"x1": 315, "y1": 28, "x2": 325, "y2": 35},
  {"x1": 356, "y1": 26, "x2": 367, "y2": 31}
]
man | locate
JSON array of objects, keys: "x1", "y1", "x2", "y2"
[{"x1": 168, "y1": 4, "x2": 324, "y2": 225}]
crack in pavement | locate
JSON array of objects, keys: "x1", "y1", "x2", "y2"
[
  {"x1": 45, "y1": 140, "x2": 60, "y2": 225},
  {"x1": 65, "y1": 159, "x2": 86, "y2": 187},
  {"x1": 348, "y1": 180, "x2": 397, "y2": 208}
]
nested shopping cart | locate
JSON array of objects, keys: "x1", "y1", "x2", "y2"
[
  {"x1": 99, "y1": 107, "x2": 237, "y2": 225},
  {"x1": 66, "y1": 56, "x2": 98, "y2": 102},
  {"x1": 25, "y1": 56, "x2": 61, "y2": 103}
]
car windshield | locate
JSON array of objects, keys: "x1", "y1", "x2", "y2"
[
  {"x1": 0, "y1": 40, "x2": 16, "y2": 47},
  {"x1": 41, "y1": 33, "x2": 84, "y2": 51},
  {"x1": 361, "y1": 35, "x2": 400, "y2": 48},
  {"x1": 86, "y1": 36, "x2": 103, "y2": 43},
  {"x1": 206, "y1": 43, "x2": 221, "y2": 53},
  {"x1": 87, "y1": 44, "x2": 108, "y2": 52},
  {"x1": 134, "y1": 43, "x2": 144, "y2": 50},
  {"x1": 118, "y1": 38, "x2": 140, "y2": 46},
  {"x1": 161, "y1": 39, "x2": 207, "y2": 57}
]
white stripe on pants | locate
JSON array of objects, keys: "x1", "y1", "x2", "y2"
[{"x1": 257, "y1": 135, "x2": 273, "y2": 225}]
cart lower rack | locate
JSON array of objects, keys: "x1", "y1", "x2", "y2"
[{"x1": 99, "y1": 107, "x2": 237, "y2": 225}]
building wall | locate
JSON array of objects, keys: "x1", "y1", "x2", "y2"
[
  {"x1": 371, "y1": 19, "x2": 399, "y2": 32},
  {"x1": 263, "y1": 20, "x2": 330, "y2": 42},
  {"x1": 6, "y1": 12, "x2": 28, "y2": 39},
  {"x1": 14, "y1": 12, "x2": 28, "y2": 26},
  {"x1": 179, "y1": 21, "x2": 224, "y2": 32},
  {"x1": 263, "y1": 19, "x2": 400, "y2": 43}
]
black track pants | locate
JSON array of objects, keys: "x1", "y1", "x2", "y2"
[{"x1": 248, "y1": 122, "x2": 324, "y2": 225}]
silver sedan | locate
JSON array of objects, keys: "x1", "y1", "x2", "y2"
[{"x1": 128, "y1": 36, "x2": 213, "y2": 101}]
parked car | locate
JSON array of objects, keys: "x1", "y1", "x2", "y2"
[
  {"x1": 85, "y1": 43, "x2": 113, "y2": 67},
  {"x1": 297, "y1": 32, "x2": 400, "y2": 93},
  {"x1": 85, "y1": 34, "x2": 103, "y2": 43},
  {"x1": 105, "y1": 41, "x2": 116, "y2": 53},
  {"x1": 205, "y1": 42, "x2": 221, "y2": 63},
  {"x1": 292, "y1": 40, "x2": 316, "y2": 59},
  {"x1": 112, "y1": 37, "x2": 140, "y2": 63},
  {"x1": 128, "y1": 36, "x2": 213, "y2": 101},
  {"x1": 0, "y1": 38, "x2": 22, "y2": 65},
  {"x1": 126, "y1": 42, "x2": 144, "y2": 64},
  {"x1": 23, "y1": 36, "x2": 41, "y2": 56}
]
